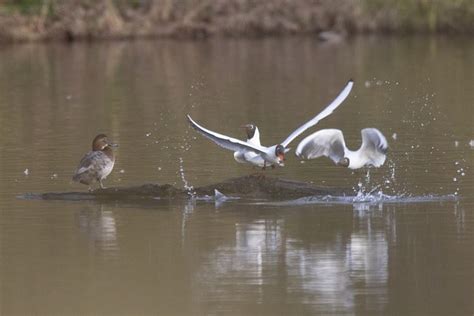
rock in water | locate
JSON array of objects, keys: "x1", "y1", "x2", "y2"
[{"x1": 23, "y1": 174, "x2": 351, "y2": 203}]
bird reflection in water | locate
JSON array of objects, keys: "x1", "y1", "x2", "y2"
[
  {"x1": 193, "y1": 213, "x2": 390, "y2": 314},
  {"x1": 76, "y1": 204, "x2": 119, "y2": 258}
]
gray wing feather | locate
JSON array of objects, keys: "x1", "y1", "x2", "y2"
[
  {"x1": 187, "y1": 115, "x2": 267, "y2": 155},
  {"x1": 295, "y1": 129, "x2": 346, "y2": 164},
  {"x1": 360, "y1": 128, "x2": 388, "y2": 167},
  {"x1": 73, "y1": 151, "x2": 108, "y2": 183}
]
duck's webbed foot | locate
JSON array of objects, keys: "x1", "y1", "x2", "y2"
[{"x1": 99, "y1": 180, "x2": 106, "y2": 189}]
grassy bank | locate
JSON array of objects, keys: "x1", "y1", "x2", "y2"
[{"x1": 0, "y1": 0, "x2": 473, "y2": 42}]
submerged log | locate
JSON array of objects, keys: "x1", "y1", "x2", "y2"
[{"x1": 27, "y1": 174, "x2": 351, "y2": 202}]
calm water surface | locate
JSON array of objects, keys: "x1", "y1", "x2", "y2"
[{"x1": 0, "y1": 37, "x2": 473, "y2": 315}]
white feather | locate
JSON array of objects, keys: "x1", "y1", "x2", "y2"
[{"x1": 296, "y1": 128, "x2": 388, "y2": 169}]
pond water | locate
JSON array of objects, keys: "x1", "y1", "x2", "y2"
[{"x1": 0, "y1": 36, "x2": 473, "y2": 315}]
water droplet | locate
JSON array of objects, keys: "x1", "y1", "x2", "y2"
[{"x1": 23, "y1": 168, "x2": 29, "y2": 176}]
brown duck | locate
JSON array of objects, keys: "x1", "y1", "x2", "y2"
[{"x1": 72, "y1": 134, "x2": 118, "y2": 190}]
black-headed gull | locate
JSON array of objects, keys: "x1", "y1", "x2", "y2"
[
  {"x1": 187, "y1": 79, "x2": 354, "y2": 168},
  {"x1": 233, "y1": 124, "x2": 266, "y2": 167},
  {"x1": 295, "y1": 128, "x2": 388, "y2": 169}
]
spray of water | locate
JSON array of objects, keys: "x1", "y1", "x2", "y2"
[{"x1": 178, "y1": 157, "x2": 195, "y2": 197}]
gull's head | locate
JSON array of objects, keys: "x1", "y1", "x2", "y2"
[
  {"x1": 337, "y1": 157, "x2": 350, "y2": 168},
  {"x1": 275, "y1": 144, "x2": 286, "y2": 166},
  {"x1": 241, "y1": 124, "x2": 256, "y2": 140}
]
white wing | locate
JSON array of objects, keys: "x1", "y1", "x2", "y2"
[
  {"x1": 248, "y1": 126, "x2": 261, "y2": 146},
  {"x1": 359, "y1": 128, "x2": 388, "y2": 167},
  {"x1": 187, "y1": 115, "x2": 267, "y2": 155},
  {"x1": 281, "y1": 79, "x2": 353, "y2": 147},
  {"x1": 295, "y1": 129, "x2": 346, "y2": 164}
]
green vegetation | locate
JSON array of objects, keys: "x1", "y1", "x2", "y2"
[{"x1": 2, "y1": 0, "x2": 43, "y2": 14}]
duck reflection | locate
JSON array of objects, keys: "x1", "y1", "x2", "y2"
[
  {"x1": 76, "y1": 204, "x2": 119, "y2": 258},
  {"x1": 194, "y1": 211, "x2": 389, "y2": 313}
]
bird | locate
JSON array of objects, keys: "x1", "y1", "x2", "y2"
[
  {"x1": 187, "y1": 79, "x2": 354, "y2": 169},
  {"x1": 72, "y1": 134, "x2": 118, "y2": 190},
  {"x1": 233, "y1": 124, "x2": 266, "y2": 168},
  {"x1": 295, "y1": 128, "x2": 388, "y2": 169}
]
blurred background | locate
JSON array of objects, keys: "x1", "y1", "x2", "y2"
[
  {"x1": 0, "y1": 1, "x2": 473, "y2": 316},
  {"x1": 0, "y1": 0, "x2": 473, "y2": 42}
]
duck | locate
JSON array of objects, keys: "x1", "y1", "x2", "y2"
[
  {"x1": 187, "y1": 79, "x2": 354, "y2": 169},
  {"x1": 72, "y1": 134, "x2": 118, "y2": 190},
  {"x1": 295, "y1": 128, "x2": 388, "y2": 169}
]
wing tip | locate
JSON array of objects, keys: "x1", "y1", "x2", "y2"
[
  {"x1": 186, "y1": 114, "x2": 197, "y2": 127},
  {"x1": 347, "y1": 79, "x2": 354, "y2": 89}
]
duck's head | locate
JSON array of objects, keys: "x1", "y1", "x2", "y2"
[
  {"x1": 92, "y1": 134, "x2": 118, "y2": 151},
  {"x1": 241, "y1": 124, "x2": 256, "y2": 140}
]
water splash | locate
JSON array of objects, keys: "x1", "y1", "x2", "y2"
[
  {"x1": 178, "y1": 157, "x2": 195, "y2": 197},
  {"x1": 255, "y1": 193, "x2": 458, "y2": 207}
]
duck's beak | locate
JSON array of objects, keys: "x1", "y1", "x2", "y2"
[{"x1": 108, "y1": 142, "x2": 119, "y2": 148}]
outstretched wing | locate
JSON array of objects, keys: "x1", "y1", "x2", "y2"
[
  {"x1": 187, "y1": 115, "x2": 267, "y2": 155},
  {"x1": 295, "y1": 129, "x2": 346, "y2": 164},
  {"x1": 281, "y1": 79, "x2": 353, "y2": 147},
  {"x1": 247, "y1": 126, "x2": 261, "y2": 146},
  {"x1": 360, "y1": 128, "x2": 388, "y2": 167}
]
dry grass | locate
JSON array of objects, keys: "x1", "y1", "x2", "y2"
[{"x1": 0, "y1": 0, "x2": 472, "y2": 42}]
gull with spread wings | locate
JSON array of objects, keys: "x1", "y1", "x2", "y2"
[
  {"x1": 295, "y1": 128, "x2": 388, "y2": 169},
  {"x1": 187, "y1": 79, "x2": 354, "y2": 169}
]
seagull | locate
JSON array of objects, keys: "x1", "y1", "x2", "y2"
[
  {"x1": 233, "y1": 124, "x2": 266, "y2": 168},
  {"x1": 187, "y1": 79, "x2": 354, "y2": 169},
  {"x1": 72, "y1": 134, "x2": 118, "y2": 190},
  {"x1": 295, "y1": 128, "x2": 388, "y2": 169}
]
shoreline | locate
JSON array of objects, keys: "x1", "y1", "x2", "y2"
[{"x1": 1, "y1": 0, "x2": 473, "y2": 44}]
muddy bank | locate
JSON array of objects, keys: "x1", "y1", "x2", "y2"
[
  {"x1": 1, "y1": 0, "x2": 473, "y2": 43},
  {"x1": 23, "y1": 174, "x2": 352, "y2": 202}
]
